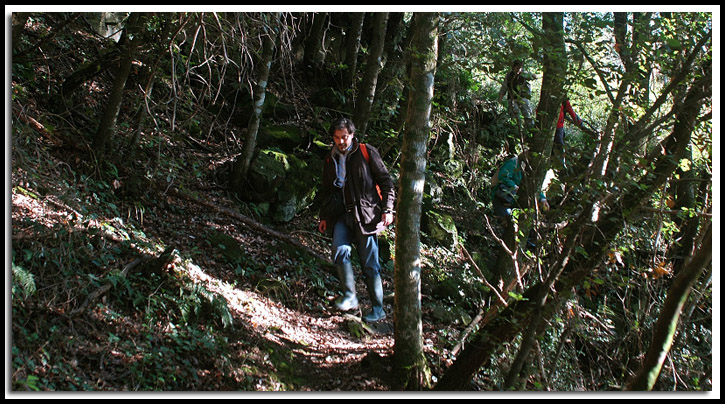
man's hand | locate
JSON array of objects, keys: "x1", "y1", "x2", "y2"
[
  {"x1": 382, "y1": 212, "x2": 394, "y2": 227},
  {"x1": 318, "y1": 220, "x2": 327, "y2": 234}
]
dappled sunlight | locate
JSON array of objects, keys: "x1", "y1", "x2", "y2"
[
  {"x1": 11, "y1": 9, "x2": 713, "y2": 392},
  {"x1": 12, "y1": 184, "x2": 395, "y2": 391},
  {"x1": 180, "y1": 256, "x2": 394, "y2": 361},
  {"x1": 12, "y1": 191, "x2": 85, "y2": 236}
]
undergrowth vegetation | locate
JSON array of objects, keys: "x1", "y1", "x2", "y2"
[{"x1": 10, "y1": 10, "x2": 713, "y2": 393}]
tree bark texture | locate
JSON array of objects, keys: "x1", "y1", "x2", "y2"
[
  {"x1": 353, "y1": 12, "x2": 389, "y2": 136},
  {"x1": 92, "y1": 12, "x2": 143, "y2": 153},
  {"x1": 303, "y1": 13, "x2": 327, "y2": 68},
  {"x1": 494, "y1": 12, "x2": 566, "y2": 290},
  {"x1": 393, "y1": 12, "x2": 438, "y2": 392},
  {"x1": 232, "y1": 13, "x2": 280, "y2": 195},
  {"x1": 343, "y1": 13, "x2": 365, "y2": 89},
  {"x1": 503, "y1": 302, "x2": 545, "y2": 390}
]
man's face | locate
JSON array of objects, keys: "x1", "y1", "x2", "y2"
[{"x1": 333, "y1": 128, "x2": 354, "y2": 152}]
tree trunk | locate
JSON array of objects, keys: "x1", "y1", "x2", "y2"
[
  {"x1": 376, "y1": 12, "x2": 409, "y2": 158},
  {"x1": 303, "y1": 12, "x2": 327, "y2": 69},
  {"x1": 393, "y1": 12, "x2": 438, "y2": 392},
  {"x1": 353, "y1": 12, "x2": 388, "y2": 136},
  {"x1": 391, "y1": 24, "x2": 415, "y2": 138},
  {"x1": 613, "y1": 13, "x2": 628, "y2": 64},
  {"x1": 376, "y1": 12, "x2": 407, "y2": 103},
  {"x1": 343, "y1": 12, "x2": 365, "y2": 89},
  {"x1": 631, "y1": 13, "x2": 652, "y2": 107},
  {"x1": 493, "y1": 12, "x2": 566, "y2": 290},
  {"x1": 127, "y1": 16, "x2": 176, "y2": 154},
  {"x1": 503, "y1": 303, "x2": 545, "y2": 390},
  {"x1": 11, "y1": 12, "x2": 29, "y2": 54},
  {"x1": 57, "y1": 48, "x2": 119, "y2": 109},
  {"x1": 669, "y1": 150, "x2": 709, "y2": 270},
  {"x1": 231, "y1": 13, "x2": 279, "y2": 196},
  {"x1": 626, "y1": 227, "x2": 712, "y2": 391},
  {"x1": 92, "y1": 12, "x2": 143, "y2": 154}
]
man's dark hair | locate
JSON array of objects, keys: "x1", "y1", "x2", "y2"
[{"x1": 329, "y1": 117, "x2": 356, "y2": 136}]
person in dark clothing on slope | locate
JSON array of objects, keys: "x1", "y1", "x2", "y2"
[
  {"x1": 498, "y1": 59, "x2": 536, "y2": 130},
  {"x1": 318, "y1": 117, "x2": 395, "y2": 323}
]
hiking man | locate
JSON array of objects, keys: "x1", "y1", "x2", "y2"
[
  {"x1": 498, "y1": 59, "x2": 536, "y2": 130},
  {"x1": 318, "y1": 117, "x2": 395, "y2": 323}
]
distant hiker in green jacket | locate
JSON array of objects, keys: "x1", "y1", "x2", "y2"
[
  {"x1": 318, "y1": 117, "x2": 395, "y2": 323},
  {"x1": 491, "y1": 151, "x2": 549, "y2": 218}
]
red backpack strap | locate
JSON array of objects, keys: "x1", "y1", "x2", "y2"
[
  {"x1": 359, "y1": 143, "x2": 382, "y2": 200},
  {"x1": 360, "y1": 143, "x2": 370, "y2": 162}
]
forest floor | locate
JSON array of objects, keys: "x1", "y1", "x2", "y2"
[
  {"x1": 11, "y1": 136, "x2": 480, "y2": 392},
  {"x1": 10, "y1": 16, "x2": 486, "y2": 391}
]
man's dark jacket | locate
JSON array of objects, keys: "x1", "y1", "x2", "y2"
[{"x1": 319, "y1": 139, "x2": 395, "y2": 236}]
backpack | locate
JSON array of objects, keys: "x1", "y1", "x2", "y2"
[
  {"x1": 359, "y1": 143, "x2": 383, "y2": 201},
  {"x1": 490, "y1": 166, "x2": 501, "y2": 188}
]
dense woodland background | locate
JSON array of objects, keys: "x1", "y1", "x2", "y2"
[{"x1": 9, "y1": 9, "x2": 715, "y2": 393}]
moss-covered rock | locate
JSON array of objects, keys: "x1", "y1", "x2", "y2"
[
  {"x1": 258, "y1": 124, "x2": 305, "y2": 152},
  {"x1": 245, "y1": 148, "x2": 321, "y2": 223},
  {"x1": 424, "y1": 209, "x2": 458, "y2": 250},
  {"x1": 246, "y1": 149, "x2": 289, "y2": 202}
]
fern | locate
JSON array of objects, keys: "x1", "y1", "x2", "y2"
[
  {"x1": 211, "y1": 295, "x2": 234, "y2": 328},
  {"x1": 177, "y1": 283, "x2": 234, "y2": 328},
  {"x1": 12, "y1": 262, "x2": 36, "y2": 299}
]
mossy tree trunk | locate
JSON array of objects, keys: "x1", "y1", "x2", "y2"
[
  {"x1": 92, "y1": 12, "x2": 144, "y2": 154},
  {"x1": 303, "y1": 12, "x2": 327, "y2": 69},
  {"x1": 353, "y1": 12, "x2": 388, "y2": 136},
  {"x1": 231, "y1": 13, "x2": 280, "y2": 196},
  {"x1": 343, "y1": 12, "x2": 365, "y2": 89},
  {"x1": 493, "y1": 12, "x2": 566, "y2": 293},
  {"x1": 393, "y1": 11, "x2": 438, "y2": 391}
]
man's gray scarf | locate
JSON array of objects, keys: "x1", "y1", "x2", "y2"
[{"x1": 331, "y1": 144, "x2": 351, "y2": 189}]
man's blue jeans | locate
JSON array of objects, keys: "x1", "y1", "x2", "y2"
[{"x1": 331, "y1": 218, "x2": 380, "y2": 279}]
